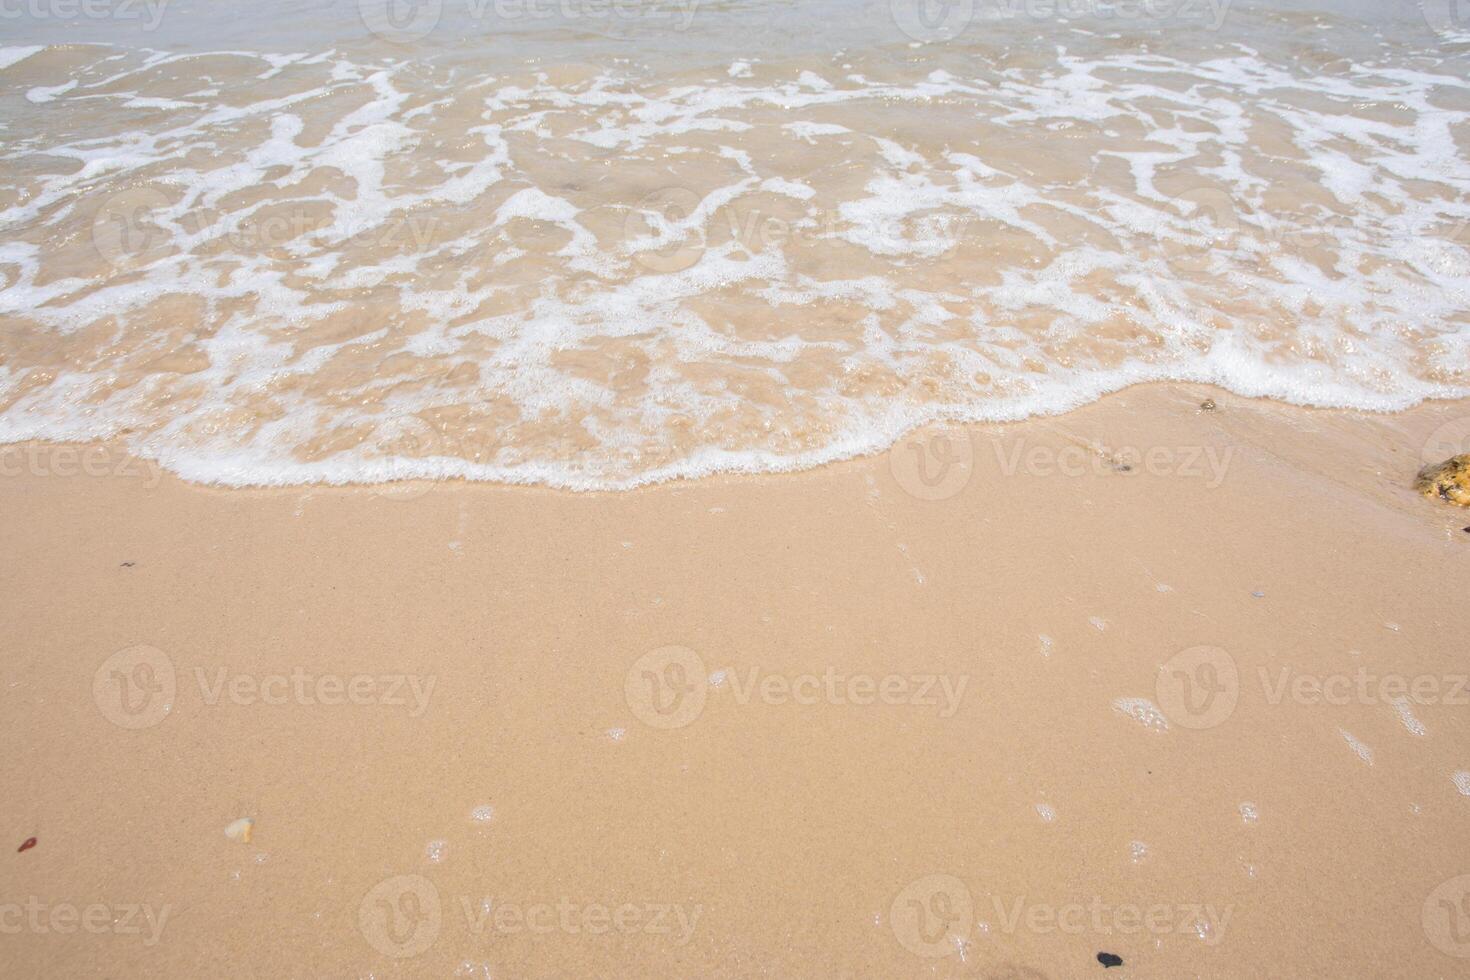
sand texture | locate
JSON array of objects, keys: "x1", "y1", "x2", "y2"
[{"x1": 4, "y1": 384, "x2": 1470, "y2": 977}]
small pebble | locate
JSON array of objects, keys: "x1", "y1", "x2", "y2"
[
  {"x1": 224, "y1": 818, "x2": 254, "y2": 843},
  {"x1": 1098, "y1": 952, "x2": 1124, "y2": 968},
  {"x1": 1200, "y1": 399, "x2": 1216, "y2": 411}
]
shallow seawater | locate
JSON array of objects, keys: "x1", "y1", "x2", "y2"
[{"x1": 0, "y1": 0, "x2": 1467, "y2": 488}]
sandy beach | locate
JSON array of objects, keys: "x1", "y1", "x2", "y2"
[
  {"x1": 4, "y1": 383, "x2": 1470, "y2": 977},
  {"x1": 4, "y1": 1, "x2": 1470, "y2": 972}
]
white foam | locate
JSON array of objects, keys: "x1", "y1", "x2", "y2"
[
  {"x1": 1390, "y1": 697, "x2": 1427, "y2": 737},
  {"x1": 0, "y1": 46, "x2": 43, "y2": 71},
  {"x1": 25, "y1": 80, "x2": 75, "y2": 103},
  {"x1": 1114, "y1": 697, "x2": 1169, "y2": 733},
  {"x1": 1, "y1": 43, "x2": 1467, "y2": 492},
  {"x1": 1339, "y1": 728, "x2": 1374, "y2": 766}
]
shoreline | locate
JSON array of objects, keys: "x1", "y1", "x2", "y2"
[
  {"x1": 3, "y1": 381, "x2": 1470, "y2": 498},
  {"x1": 4, "y1": 382, "x2": 1470, "y2": 976}
]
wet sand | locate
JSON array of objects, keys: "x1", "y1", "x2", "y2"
[{"x1": 4, "y1": 382, "x2": 1470, "y2": 977}]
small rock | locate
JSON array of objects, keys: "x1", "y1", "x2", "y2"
[
  {"x1": 1200, "y1": 399, "x2": 1216, "y2": 412},
  {"x1": 1097, "y1": 952, "x2": 1124, "y2": 968},
  {"x1": 224, "y1": 818, "x2": 254, "y2": 843},
  {"x1": 1415, "y1": 454, "x2": 1470, "y2": 506}
]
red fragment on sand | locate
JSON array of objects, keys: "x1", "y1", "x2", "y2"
[{"x1": 18, "y1": 837, "x2": 36, "y2": 853}]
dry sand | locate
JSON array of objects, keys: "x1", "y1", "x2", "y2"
[{"x1": 3, "y1": 382, "x2": 1470, "y2": 977}]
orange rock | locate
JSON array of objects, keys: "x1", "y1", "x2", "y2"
[{"x1": 1416, "y1": 454, "x2": 1470, "y2": 506}]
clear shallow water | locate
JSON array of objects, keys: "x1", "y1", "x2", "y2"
[{"x1": 0, "y1": 1, "x2": 1467, "y2": 488}]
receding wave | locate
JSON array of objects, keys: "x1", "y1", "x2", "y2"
[{"x1": 0, "y1": 28, "x2": 1467, "y2": 489}]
